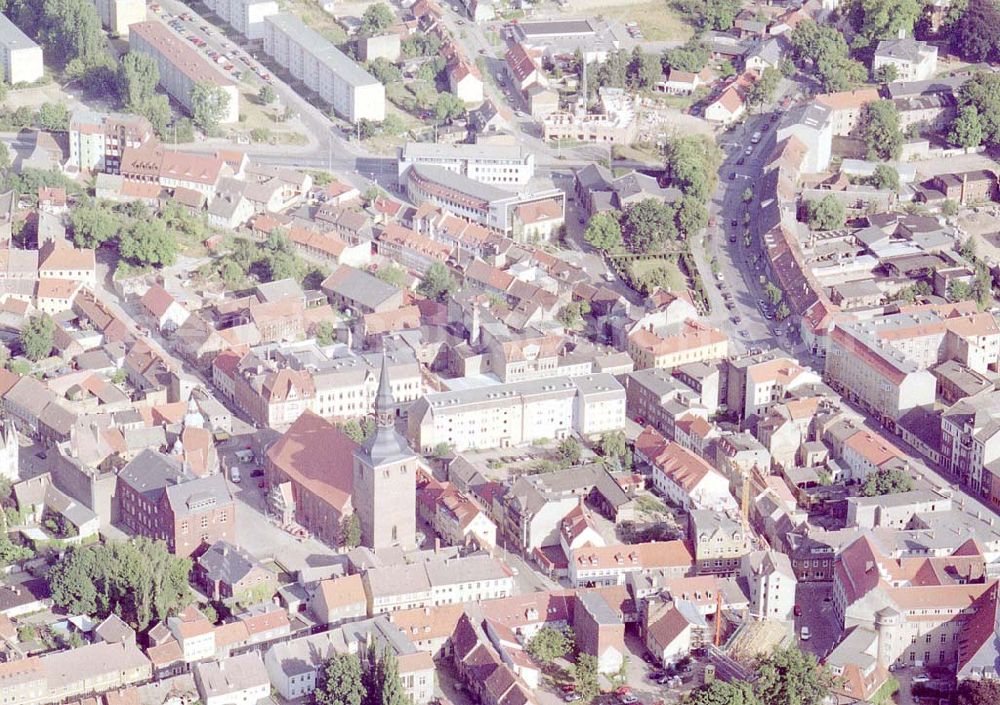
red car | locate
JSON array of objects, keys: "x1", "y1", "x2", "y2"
[
  {"x1": 560, "y1": 685, "x2": 575, "y2": 693},
  {"x1": 793, "y1": 604, "x2": 802, "y2": 616}
]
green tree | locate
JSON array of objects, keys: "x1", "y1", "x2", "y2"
[
  {"x1": 435, "y1": 93, "x2": 466, "y2": 123},
  {"x1": 258, "y1": 85, "x2": 276, "y2": 105},
  {"x1": 957, "y1": 678, "x2": 1000, "y2": 705},
  {"x1": 315, "y1": 320, "x2": 335, "y2": 346},
  {"x1": 558, "y1": 437, "x2": 582, "y2": 466},
  {"x1": 662, "y1": 40, "x2": 709, "y2": 73},
  {"x1": 120, "y1": 219, "x2": 177, "y2": 266},
  {"x1": 754, "y1": 646, "x2": 832, "y2": 705},
  {"x1": 47, "y1": 537, "x2": 192, "y2": 630},
  {"x1": 361, "y1": 3, "x2": 395, "y2": 36},
  {"x1": 584, "y1": 211, "x2": 622, "y2": 251},
  {"x1": 622, "y1": 199, "x2": 676, "y2": 252},
  {"x1": 689, "y1": 680, "x2": 760, "y2": 705},
  {"x1": 765, "y1": 282, "x2": 783, "y2": 306},
  {"x1": 745, "y1": 67, "x2": 781, "y2": 112},
  {"x1": 35, "y1": 0, "x2": 106, "y2": 66},
  {"x1": 37, "y1": 102, "x2": 69, "y2": 131},
  {"x1": 372, "y1": 647, "x2": 407, "y2": 705},
  {"x1": 950, "y1": 0, "x2": 1000, "y2": 62},
  {"x1": 0, "y1": 142, "x2": 11, "y2": 172},
  {"x1": 873, "y1": 63, "x2": 898, "y2": 84},
  {"x1": 557, "y1": 300, "x2": 591, "y2": 328},
  {"x1": 956, "y1": 71, "x2": 1000, "y2": 146},
  {"x1": 190, "y1": 82, "x2": 231, "y2": 134},
  {"x1": 849, "y1": 0, "x2": 922, "y2": 49},
  {"x1": 627, "y1": 47, "x2": 662, "y2": 89},
  {"x1": 861, "y1": 100, "x2": 903, "y2": 160},
  {"x1": 118, "y1": 52, "x2": 160, "y2": 111},
  {"x1": 870, "y1": 164, "x2": 899, "y2": 191},
  {"x1": 70, "y1": 201, "x2": 119, "y2": 248},
  {"x1": 572, "y1": 653, "x2": 600, "y2": 701},
  {"x1": 432, "y1": 442, "x2": 453, "y2": 458},
  {"x1": 860, "y1": 467, "x2": 914, "y2": 496},
  {"x1": 367, "y1": 57, "x2": 402, "y2": 85},
  {"x1": 417, "y1": 262, "x2": 456, "y2": 302},
  {"x1": 664, "y1": 134, "x2": 722, "y2": 203},
  {"x1": 789, "y1": 19, "x2": 866, "y2": 91},
  {"x1": 807, "y1": 195, "x2": 846, "y2": 230},
  {"x1": 342, "y1": 418, "x2": 375, "y2": 443},
  {"x1": 949, "y1": 105, "x2": 985, "y2": 148},
  {"x1": 676, "y1": 196, "x2": 708, "y2": 236},
  {"x1": 315, "y1": 652, "x2": 365, "y2": 705},
  {"x1": 600, "y1": 431, "x2": 628, "y2": 460},
  {"x1": 339, "y1": 514, "x2": 362, "y2": 549},
  {"x1": 526, "y1": 626, "x2": 574, "y2": 663},
  {"x1": 949, "y1": 279, "x2": 974, "y2": 301},
  {"x1": 20, "y1": 314, "x2": 54, "y2": 361}
]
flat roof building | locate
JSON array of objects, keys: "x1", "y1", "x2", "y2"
[
  {"x1": 200, "y1": 0, "x2": 279, "y2": 40},
  {"x1": 263, "y1": 12, "x2": 384, "y2": 123},
  {"x1": 398, "y1": 142, "x2": 535, "y2": 186},
  {"x1": 129, "y1": 21, "x2": 240, "y2": 123},
  {"x1": 0, "y1": 13, "x2": 43, "y2": 85}
]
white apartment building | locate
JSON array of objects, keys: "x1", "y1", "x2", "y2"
[
  {"x1": 201, "y1": 0, "x2": 279, "y2": 40},
  {"x1": 92, "y1": 0, "x2": 146, "y2": 37},
  {"x1": 398, "y1": 142, "x2": 536, "y2": 186},
  {"x1": 263, "y1": 13, "x2": 384, "y2": 122},
  {"x1": 68, "y1": 110, "x2": 153, "y2": 173},
  {"x1": 0, "y1": 14, "x2": 43, "y2": 85},
  {"x1": 408, "y1": 373, "x2": 625, "y2": 453},
  {"x1": 363, "y1": 556, "x2": 513, "y2": 614},
  {"x1": 741, "y1": 550, "x2": 796, "y2": 621},
  {"x1": 873, "y1": 37, "x2": 938, "y2": 83},
  {"x1": 129, "y1": 21, "x2": 240, "y2": 123}
]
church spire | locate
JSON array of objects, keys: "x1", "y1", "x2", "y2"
[{"x1": 374, "y1": 353, "x2": 394, "y2": 427}]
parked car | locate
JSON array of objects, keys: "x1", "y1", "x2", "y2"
[
  {"x1": 563, "y1": 694, "x2": 580, "y2": 703},
  {"x1": 800, "y1": 626, "x2": 811, "y2": 641},
  {"x1": 793, "y1": 604, "x2": 802, "y2": 616}
]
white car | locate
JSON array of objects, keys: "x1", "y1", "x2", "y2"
[
  {"x1": 230, "y1": 466, "x2": 241, "y2": 483},
  {"x1": 800, "y1": 626, "x2": 811, "y2": 641},
  {"x1": 744, "y1": 145, "x2": 754, "y2": 156}
]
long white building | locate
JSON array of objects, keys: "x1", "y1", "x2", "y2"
[
  {"x1": 0, "y1": 13, "x2": 43, "y2": 85},
  {"x1": 407, "y1": 373, "x2": 625, "y2": 452},
  {"x1": 263, "y1": 13, "x2": 384, "y2": 123},
  {"x1": 92, "y1": 0, "x2": 146, "y2": 37},
  {"x1": 129, "y1": 21, "x2": 240, "y2": 124},
  {"x1": 398, "y1": 142, "x2": 535, "y2": 186},
  {"x1": 200, "y1": 0, "x2": 278, "y2": 40}
]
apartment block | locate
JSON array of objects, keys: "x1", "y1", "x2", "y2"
[
  {"x1": 408, "y1": 373, "x2": 625, "y2": 453},
  {"x1": 201, "y1": 0, "x2": 279, "y2": 39},
  {"x1": 363, "y1": 555, "x2": 514, "y2": 614},
  {"x1": 626, "y1": 320, "x2": 728, "y2": 371},
  {"x1": 130, "y1": 21, "x2": 240, "y2": 124},
  {"x1": 68, "y1": 110, "x2": 153, "y2": 173},
  {"x1": 0, "y1": 13, "x2": 43, "y2": 85},
  {"x1": 398, "y1": 142, "x2": 536, "y2": 186},
  {"x1": 93, "y1": 0, "x2": 146, "y2": 36},
  {"x1": 263, "y1": 13, "x2": 384, "y2": 122},
  {"x1": 688, "y1": 510, "x2": 751, "y2": 576},
  {"x1": 827, "y1": 308, "x2": 1000, "y2": 421},
  {"x1": 941, "y1": 389, "x2": 1000, "y2": 503}
]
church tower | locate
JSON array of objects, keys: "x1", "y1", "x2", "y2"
[{"x1": 352, "y1": 354, "x2": 417, "y2": 550}]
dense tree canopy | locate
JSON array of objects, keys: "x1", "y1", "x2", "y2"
[
  {"x1": 584, "y1": 211, "x2": 623, "y2": 251},
  {"x1": 48, "y1": 538, "x2": 192, "y2": 630},
  {"x1": 955, "y1": 72, "x2": 1000, "y2": 146},
  {"x1": 664, "y1": 134, "x2": 721, "y2": 203},
  {"x1": 860, "y1": 467, "x2": 914, "y2": 496},
  {"x1": 949, "y1": 0, "x2": 1000, "y2": 62},
  {"x1": 417, "y1": 262, "x2": 457, "y2": 302},
  {"x1": 315, "y1": 653, "x2": 365, "y2": 705},
  {"x1": 688, "y1": 680, "x2": 760, "y2": 705},
  {"x1": 949, "y1": 105, "x2": 985, "y2": 148},
  {"x1": 754, "y1": 647, "x2": 833, "y2": 705},
  {"x1": 191, "y1": 82, "x2": 231, "y2": 134},
  {"x1": 789, "y1": 20, "x2": 867, "y2": 91},
  {"x1": 861, "y1": 100, "x2": 904, "y2": 160},
  {"x1": 527, "y1": 626, "x2": 574, "y2": 662},
  {"x1": 360, "y1": 3, "x2": 395, "y2": 36},
  {"x1": 957, "y1": 678, "x2": 1000, "y2": 705},
  {"x1": 20, "y1": 314, "x2": 54, "y2": 361},
  {"x1": 870, "y1": 164, "x2": 900, "y2": 191},
  {"x1": 806, "y1": 195, "x2": 846, "y2": 231},
  {"x1": 662, "y1": 40, "x2": 710, "y2": 74},
  {"x1": 847, "y1": 0, "x2": 922, "y2": 49},
  {"x1": 120, "y1": 219, "x2": 177, "y2": 267},
  {"x1": 621, "y1": 199, "x2": 677, "y2": 252}
]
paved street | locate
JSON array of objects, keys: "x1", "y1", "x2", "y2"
[{"x1": 793, "y1": 582, "x2": 840, "y2": 660}]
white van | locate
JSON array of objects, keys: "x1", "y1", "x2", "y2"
[
  {"x1": 230, "y1": 466, "x2": 241, "y2": 483},
  {"x1": 751, "y1": 131, "x2": 762, "y2": 144}
]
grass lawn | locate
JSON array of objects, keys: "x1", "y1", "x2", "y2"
[
  {"x1": 233, "y1": 90, "x2": 309, "y2": 145},
  {"x1": 626, "y1": 258, "x2": 686, "y2": 291},
  {"x1": 283, "y1": 0, "x2": 348, "y2": 45},
  {"x1": 602, "y1": 1, "x2": 693, "y2": 42}
]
